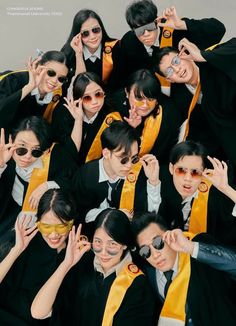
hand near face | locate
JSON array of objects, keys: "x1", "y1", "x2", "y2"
[
  {"x1": 140, "y1": 154, "x2": 160, "y2": 186},
  {"x1": 178, "y1": 38, "x2": 206, "y2": 62},
  {"x1": 14, "y1": 215, "x2": 38, "y2": 254},
  {"x1": 63, "y1": 96, "x2": 83, "y2": 122},
  {"x1": 0, "y1": 128, "x2": 16, "y2": 167},
  {"x1": 123, "y1": 105, "x2": 142, "y2": 128},
  {"x1": 202, "y1": 156, "x2": 229, "y2": 192},
  {"x1": 26, "y1": 56, "x2": 46, "y2": 90},
  {"x1": 29, "y1": 182, "x2": 48, "y2": 210},
  {"x1": 70, "y1": 33, "x2": 83, "y2": 55},
  {"x1": 157, "y1": 6, "x2": 186, "y2": 30},
  {"x1": 162, "y1": 229, "x2": 194, "y2": 254},
  {"x1": 64, "y1": 224, "x2": 91, "y2": 268}
]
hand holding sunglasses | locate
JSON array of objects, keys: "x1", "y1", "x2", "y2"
[
  {"x1": 26, "y1": 56, "x2": 47, "y2": 90},
  {"x1": 140, "y1": 154, "x2": 160, "y2": 186},
  {"x1": 0, "y1": 128, "x2": 16, "y2": 168}
]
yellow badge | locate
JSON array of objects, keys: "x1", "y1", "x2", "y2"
[
  {"x1": 198, "y1": 181, "x2": 208, "y2": 193},
  {"x1": 127, "y1": 172, "x2": 136, "y2": 183},
  {"x1": 163, "y1": 30, "x2": 172, "y2": 39},
  {"x1": 128, "y1": 264, "x2": 139, "y2": 274},
  {"x1": 105, "y1": 116, "x2": 114, "y2": 125},
  {"x1": 104, "y1": 46, "x2": 112, "y2": 54},
  {"x1": 52, "y1": 94, "x2": 60, "y2": 102}
]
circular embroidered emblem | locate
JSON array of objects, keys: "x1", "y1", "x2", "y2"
[
  {"x1": 163, "y1": 30, "x2": 172, "y2": 39},
  {"x1": 105, "y1": 116, "x2": 114, "y2": 125},
  {"x1": 198, "y1": 181, "x2": 208, "y2": 193},
  {"x1": 52, "y1": 94, "x2": 60, "y2": 102},
  {"x1": 128, "y1": 264, "x2": 139, "y2": 274},
  {"x1": 127, "y1": 172, "x2": 136, "y2": 183},
  {"x1": 104, "y1": 46, "x2": 112, "y2": 54}
]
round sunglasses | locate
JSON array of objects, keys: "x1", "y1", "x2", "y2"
[
  {"x1": 174, "y1": 167, "x2": 203, "y2": 179},
  {"x1": 46, "y1": 69, "x2": 68, "y2": 84},
  {"x1": 112, "y1": 153, "x2": 140, "y2": 165},
  {"x1": 81, "y1": 26, "x2": 102, "y2": 39},
  {"x1": 165, "y1": 55, "x2": 181, "y2": 78},
  {"x1": 139, "y1": 236, "x2": 164, "y2": 259},
  {"x1": 15, "y1": 147, "x2": 44, "y2": 158},
  {"x1": 82, "y1": 91, "x2": 105, "y2": 104}
]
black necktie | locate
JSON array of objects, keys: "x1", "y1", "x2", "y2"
[{"x1": 164, "y1": 270, "x2": 174, "y2": 298}]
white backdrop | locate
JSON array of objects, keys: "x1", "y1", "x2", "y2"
[{"x1": 1, "y1": 0, "x2": 235, "y2": 70}]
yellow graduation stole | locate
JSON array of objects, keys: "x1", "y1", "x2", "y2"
[
  {"x1": 102, "y1": 263, "x2": 143, "y2": 326},
  {"x1": 155, "y1": 26, "x2": 174, "y2": 91},
  {"x1": 188, "y1": 178, "x2": 212, "y2": 233},
  {"x1": 159, "y1": 232, "x2": 195, "y2": 326},
  {"x1": 0, "y1": 70, "x2": 27, "y2": 81},
  {"x1": 102, "y1": 40, "x2": 119, "y2": 83},
  {"x1": 85, "y1": 111, "x2": 122, "y2": 163},
  {"x1": 119, "y1": 106, "x2": 163, "y2": 211},
  {"x1": 22, "y1": 144, "x2": 55, "y2": 213}
]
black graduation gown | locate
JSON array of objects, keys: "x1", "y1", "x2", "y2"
[
  {"x1": 72, "y1": 159, "x2": 149, "y2": 223},
  {"x1": 158, "y1": 165, "x2": 236, "y2": 246},
  {"x1": 0, "y1": 71, "x2": 60, "y2": 131},
  {"x1": 0, "y1": 233, "x2": 66, "y2": 325},
  {"x1": 111, "y1": 17, "x2": 225, "y2": 88},
  {"x1": 50, "y1": 251, "x2": 156, "y2": 326},
  {"x1": 146, "y1": 233, "x2": 236, "y2": 326},
  {"x1": 51, "y1": 102, "x2": 113, "y2": 165},
  {"x1": 109, "y1": 90, "x2": 181, "y2": 164}
]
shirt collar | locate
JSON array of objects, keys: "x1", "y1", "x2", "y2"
[
  {"x1": 144, "y1": 35, "x2": 160, "y2": 55},
  {"x1": 182, "y1": 190, "x2": 199, "y2": 204},
  {"x1": 98, "y1": 158, "x2": 124, "y2": 183},
  {"x1": 94, "y1": 251, "x2": 132, "y2": 278},
  {"x1": 31, "y1": 88, "x2": 53, "y2": 105},
  {"x1": 83, "y1": 111, "x2": 99, "y2": 124},
  {"x1": 83, "y1": 44, "x2": 102, "y2": 61}
]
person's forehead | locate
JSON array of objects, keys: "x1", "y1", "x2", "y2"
[
  {"x1": 137, "y1": 223, "x2": 163, "y2": 246},
  {"x1": 174, "y1": 155, "x2": 203, "y2": 168}
]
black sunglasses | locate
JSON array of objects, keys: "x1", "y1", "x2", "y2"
[
  {"x1": 116, "y1": 154, "x2": 139, "y2": 165},
  {"x1": 15, "y1": 147, "x2": 44, "y2": 158},
  {"x1": 139, "y1": 236, "x2": 164, "y2": 259},
  {"x1": 81, "y1": 26, "x2": 102, "y2": 39},
  {"x1": 46, "y1": 69, "x2": 68, "y2": 84}
]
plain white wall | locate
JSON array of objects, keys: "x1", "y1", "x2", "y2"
[{"x1": 1, "y1": 0, "x2": 235, "y2": 70}]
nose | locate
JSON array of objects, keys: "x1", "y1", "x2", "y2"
[
  {"x1": 91, "y1": 96, "x2": 98, "y2": 105},
  {"x1": 143, "y1": 29, "x2": 150, "y2": 36},
  {"x1": 183, "y1": 171, "x2": 192, "y2": 181},
  {"x1": 150, "y1": 245, "x2": 161, "y2": 259},
  {"x1": 24, "y1": 150, "x2": 33, "y2": 159}
]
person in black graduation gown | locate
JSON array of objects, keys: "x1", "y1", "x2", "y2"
[
  {"x1": 0, "y1": 51, "x2": 68, "y2": 131},
  {"x1": 0, "y1": 116, "x2": 77, "y2": 259},
  {"x1": 131, "y1": 212, "x2": 236, "y2": 326},
  {"x1": 51, "y1": 72, "x2": 118, "y2": 166},
  {"x1": 31, "y1": 208, "x2": 156, "y2": 326},
  {"x1": 156, "y1": 38, "x2": 236, "y2": 170},
  {"x1": 156, "y1": 141, "x2": 236, "y2": 246},
  {"x1": 0, "y1": 188, "x2": 76, "y2": 326},
  {"x1": 61, "y1": 9, "x2": 120, "y2": 93},
  {"x1": 111, "y1": 0, "x2": 225, "y2": 90},
  {"x1": 109, "y1": 69, "x2": 181, "y2": 165},
  {"x1": 72, "y1": 121, "x2": 160, "y2": 227}
]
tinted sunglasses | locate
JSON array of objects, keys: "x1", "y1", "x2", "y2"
[
  {"x1": 113, "y1": 153, "x2": 140, "y2": 165},
  {"x1": 46, "y1": 69, "x2": 68, "y2": 84},
  {"x1": 174, "y1": 167, "x2": 203, "y2": 179},
  {"x1": 15, "y1": 147, "x2": 44, "y2": 158},
  {"x1": 139, "y1": 236, "x2": 164, "y2": 259},
  {"x1": 134, "y1": 21, "x2": 157, "y2": 37},
  {"x1": 134, "y1": 97, "x2": 157, "y2": 109},
  {"x1": 37, "y1": 220, "x2": 74, "y2": 235},
  {"x1": 92, "y1": 241, "x2": 122, "y2": 256},
  {"x1": 165, "y1": 55, "x2": 181, "y2": 78},
  {"x1": 81, "y1": 26, "x2": 102, "y2": 39},
  {"x1": 82, "y1": 91, "x2": 105, "y2": 104}
]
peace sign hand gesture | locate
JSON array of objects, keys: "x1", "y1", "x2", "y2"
[{"x1": 0, "y1": 128, "x2": 16, "y2": 168}]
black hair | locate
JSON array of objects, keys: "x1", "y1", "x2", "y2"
[
  {"x1": 126, "y1": 69, "x2": 161, "y2": 100},
  {"x1": 37, "y1": 189, "x2": 77, "y2": 224},
  {"x1": 61, "y1": 9, "x2": 113, "y2": 72},
  {"x1": 101, "y1": 120, "x2": 139, "y2": 155},
  {"x1": 131, "y1": 212, "x2": 168, "y2": 241},
  {"x1": 11, "y1": 116, "x2": 52, "y2": 151},
  {"x1": 73, "y1": 72, "x2": 105, "y2": 100},
  {"x1": 94, "y1": 208, "x2": 134, "y2": 248},
  {"x1": 155, "y1": 46, "x2": 179, "y2": 76},
  {"x1": 126, "y1": 0, "x2": 158, "y2": 29},
  {"x1": 39, "y1": 50, "x2": 68, "y2": 67},
  {"x1": 169, "y1": 141, "x2": 208, "y2": 169}
]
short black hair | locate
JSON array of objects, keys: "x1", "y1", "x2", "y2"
[
  {"x1": 170, "y1": 141, "x2": 208, "y2": 169},
  {"x1": 126, "y1": 0, "x2": 158, "y2": 29},
  {"x1": 155, "y1": 46, "x2": 179, "y2": 76},
  {"x1": 131, "y1": 211, "x2": 168, "y2": 241},
  {"x1": 37, "y1": 189, "x2": 77, "y2": 224},
  {"x1": 11, "y1": 116, "x2": 52, "y2": 151},
  {"x1": 39, "y1": 50, "x2": 68, "y2": 67},
  {"x1": 73, "y1": 72, "x2": 105, "y2": 100},
  {"x1": 101, "y1": 120, "x2": 139, "y2": 155}
]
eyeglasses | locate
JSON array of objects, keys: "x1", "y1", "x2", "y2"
[
  {"x1": 82, "y1": 91, "x2": 105, "y2": 104},
  {"x1": 15, "y1": 147, "x2": 44, "y2": 158},
  {"x1": 37, "y1": 220, "x2": 74, "y2": 235},
  {"x1": 165, "y1": 55, "x2": 181, "y2": 78},
  {"x1": 134, "y1": 97, "x2": 156, "y2": 109},
  {"x1": 139, "y1": 236, "x2": 164, "y2": 259},
  {"x1": 134, "y1": 21, "x2": 157, "y2": 37},
  {"x1": 174, "y1": 167, "x2": 203, "y2": 179},
  {"x1": 46, "y1": 69, "x2": 68, "y2": 84},
  {"x1": 113, "y1": 153, "x2": 140, "y2": 165},
  {"x1": 81, "y1": 26, "x2": 102, "y2": 39},
  {"x1": 92, "y1": 239, "x2": 122, "y2": 256}
]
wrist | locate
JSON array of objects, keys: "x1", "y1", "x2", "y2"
[
  {"x1": 183, "y1": 240, "x2": 194, "y2": 254},
  {"x1": 175, "y1": 19, "x2": 187, "y2": 30},
  {"x1": 148, "y1": 179, "x2": 160, "y2": 186}
]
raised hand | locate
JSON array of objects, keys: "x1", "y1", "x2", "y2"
[
  {"x1": 178, "y1": 38, "x2": 206, "y2": 62},
  {"x1": 70, "y1": 33, "x2": 83, "y2": 56},
  {"x1": 123, "y1": 105, "x2": 142, "y2": 128},
  {"x1": 63, "y1": 96, "x2": 83, "y2": 121},
  {"x1": 202, "y1": 156, "x2": 228, "y2": 192},
  {"x1": 26, "y1": 56, "x2": 46, "y2": 90},
  {"x1": 157, "y1": 6, "x2": 186, "y2": 30},
  {"x1": 162, "y1": 229, "x2": 194, "y2": 254},
  {"x1": 140, "y1": 154, "x2": 160, "y2": 186},
  {"x1": 0, "y1": 128, "x2": 16, "y2": 167},
  {"x1": 14, "y1": 215, "x2": 38, "y2": 254},
  {"x1": 64, "y1": 224, "x2": 91, "y2": 268}
]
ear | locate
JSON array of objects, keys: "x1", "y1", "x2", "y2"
[
  {"x1": 169, "y1": 163, "x2": 174, "y2": 175},
  {"x1": 102, "y1": 148, "x2": 110, "y2": 159}
]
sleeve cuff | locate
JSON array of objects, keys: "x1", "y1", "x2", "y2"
[
  {"x1": 191, "y1": 242, "x2": 199, "y2": 258},
  {"x1": 46, "y1": 181, "x2": 60, "y2": 189}
]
